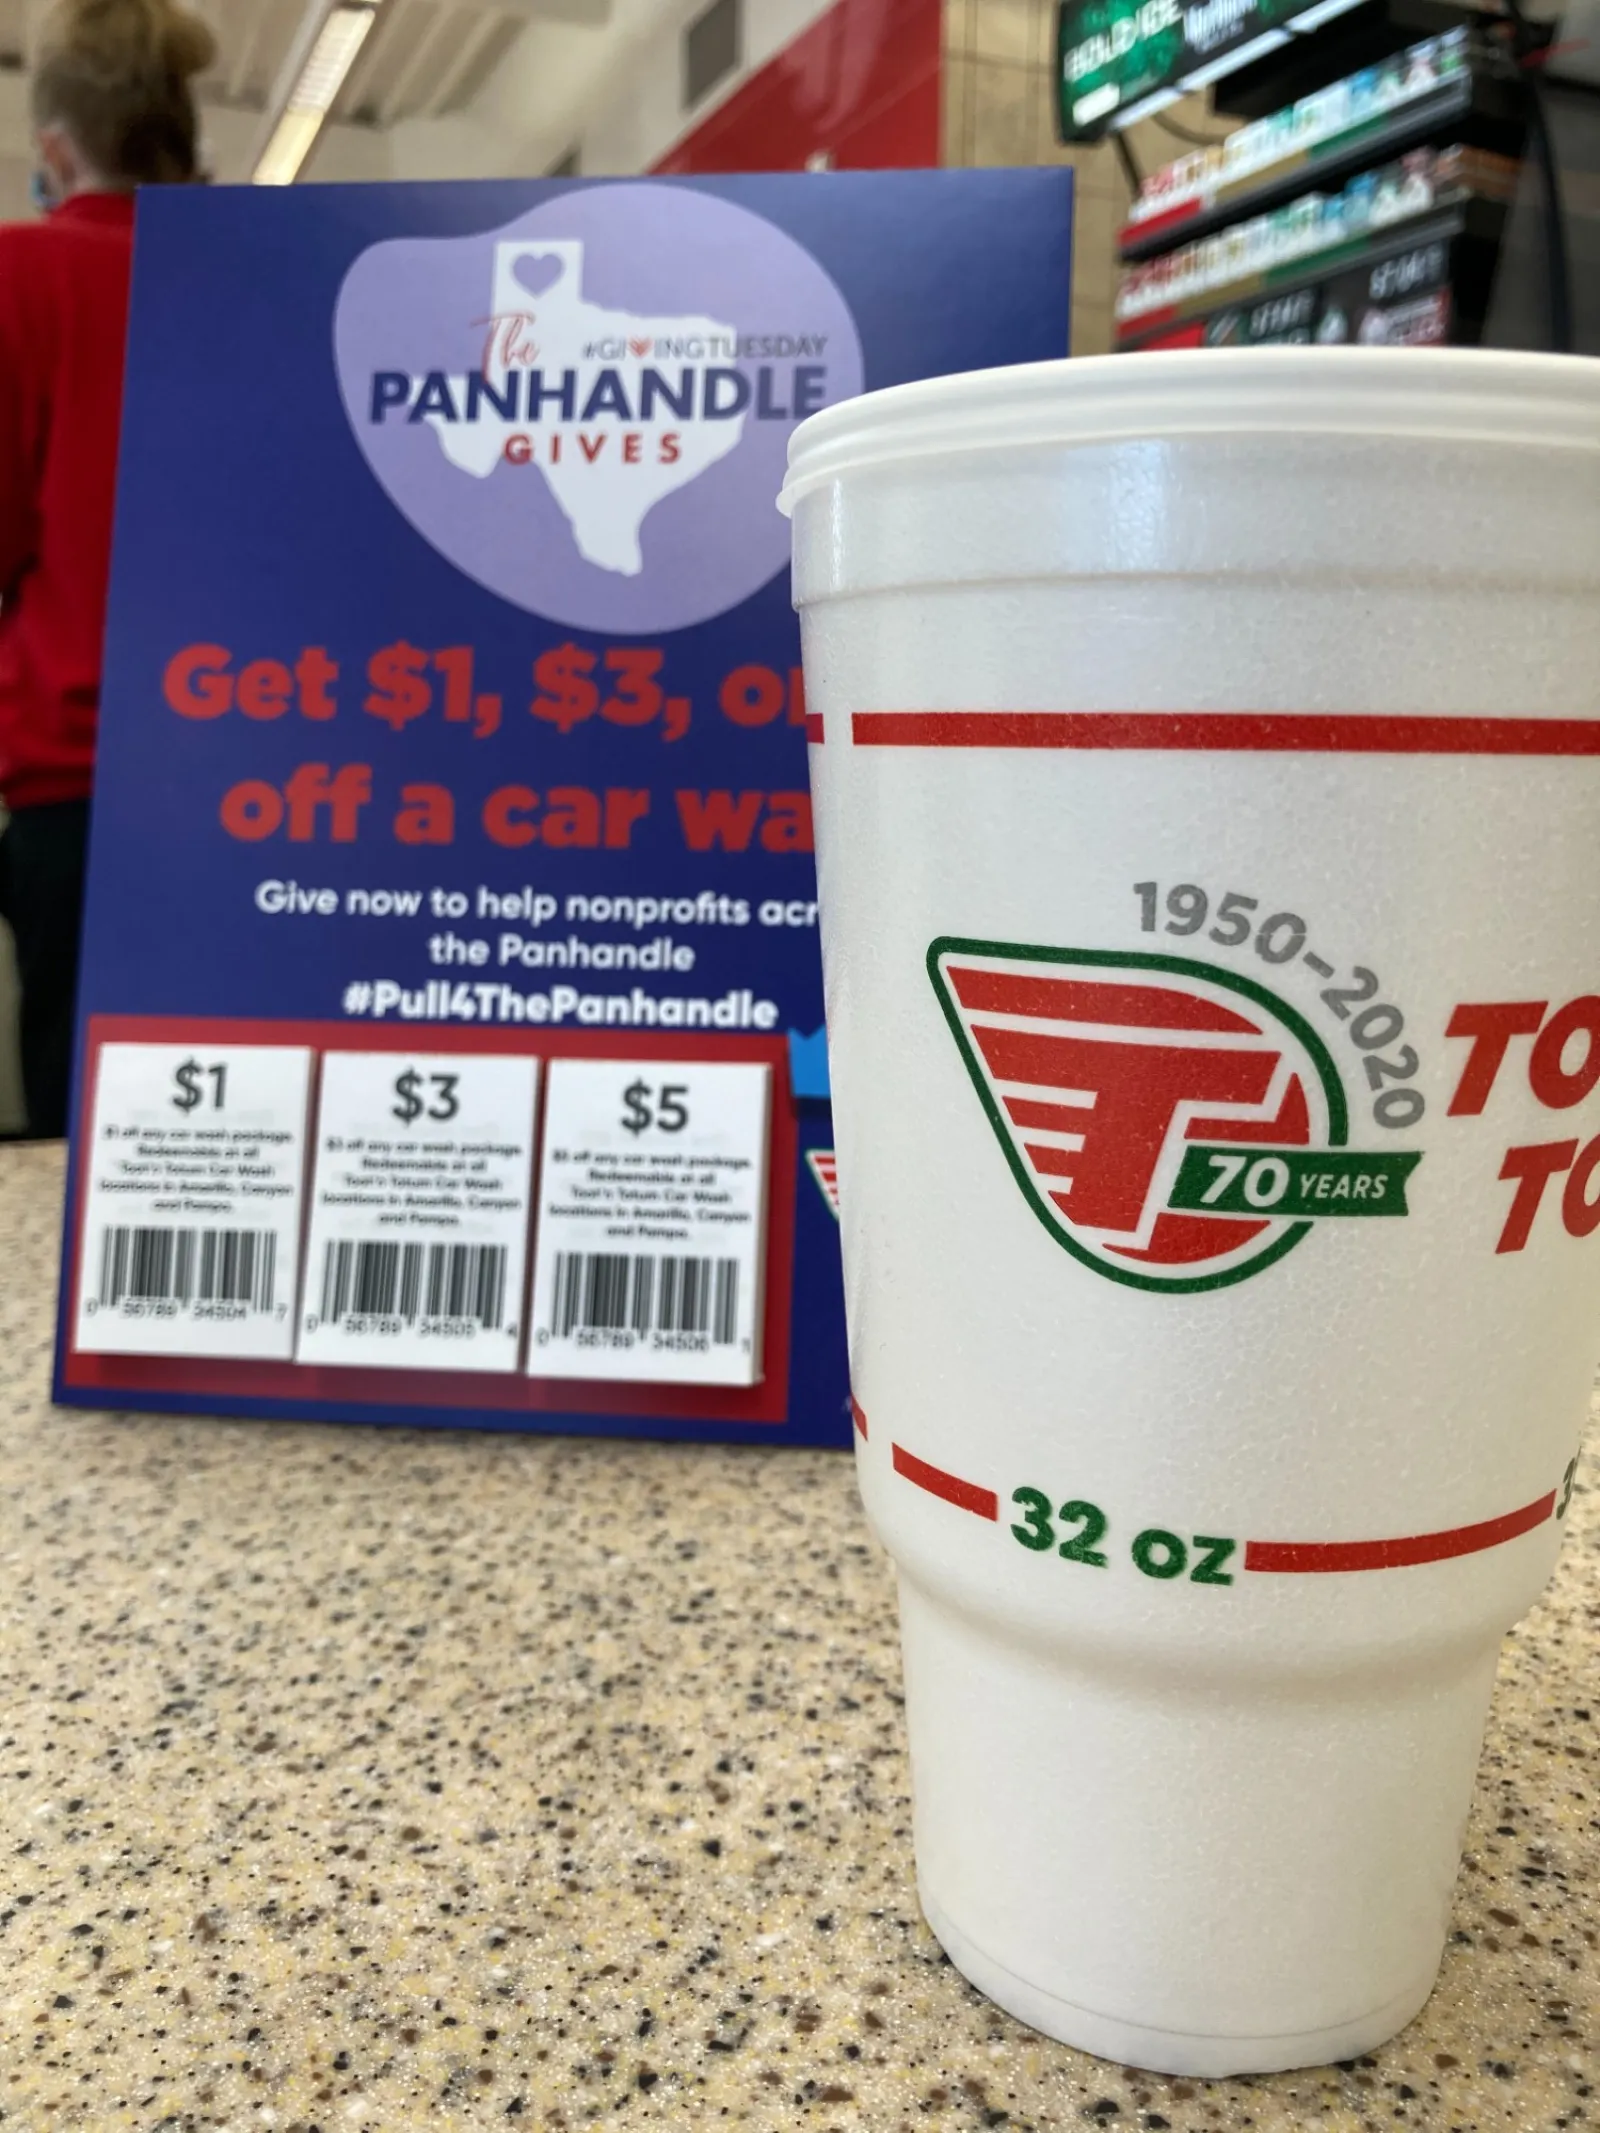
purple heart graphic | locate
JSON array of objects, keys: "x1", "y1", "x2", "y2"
[{"x1": 511, "y1": 251, "x2": 565, "y2": 299}]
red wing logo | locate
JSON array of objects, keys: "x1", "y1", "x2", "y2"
[{"x1": 929, "y1": 940, "x2": 1351, "y2": 1293}]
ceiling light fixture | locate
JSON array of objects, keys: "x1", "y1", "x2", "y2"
[{"x1": 253, "y1": 2, "x2": 381, "y2": 186}]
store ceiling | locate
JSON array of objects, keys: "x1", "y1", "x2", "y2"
[
  {"x1": 0, "y1": 0, "x2": 533, "y2": 129},
  {"x1": 210, "y1": 0, "x2": 531, "y2": 128}
]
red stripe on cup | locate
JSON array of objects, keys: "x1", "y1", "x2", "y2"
[
  {"x1": 1023, "y1": 1142, "x2": 1076, "y2": 1178},
  {"x1": 805, "y1": 713, "x2": 826, "y2": 745},
  {"x1": 851, "y1": 1396, "x2": 868, "y2": 1441},
  {"x1": 1004, "y1": 1096, "x2": 1094, "y2": 1133},
  {"x1": 852, "y1": 712, "x2": 1600, "y2": 756},
  {"x1": 892, "y1": 1443, "x2": 999, "y2": 1521},
  {"x1": 1244, "y1": 1490, "x2": 1556, "y2": 1573},
  {"x1": 948, "y1": 964, "x2": 1257, "y2": 1032}
]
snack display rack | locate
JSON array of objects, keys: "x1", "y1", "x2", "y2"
[{"x1": 1101, "y1": 4, "x2": 1536, "y2": 350}]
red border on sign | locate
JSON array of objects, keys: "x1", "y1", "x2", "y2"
[{"x1": 63, "y1": 1016, "x2": 797, "y2": 1425}]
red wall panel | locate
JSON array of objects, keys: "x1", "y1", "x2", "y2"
[{"x1": 652, "y1": 0, "x2": 942, "y2": 175}]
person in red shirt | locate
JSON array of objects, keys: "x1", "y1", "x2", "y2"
[{"x1": 0, "y1": 0, "x2": 214, "y2": 1137}]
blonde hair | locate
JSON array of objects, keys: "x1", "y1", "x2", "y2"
[{"x1": 32, "y1": 0, "x2": 216, "y2": 185}]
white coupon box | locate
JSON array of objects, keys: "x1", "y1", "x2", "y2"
[
  {"x1": 529, "y1": 1059, "x2": 771, "y2": 1387},
  {"x1": 297, "y1": 1052, "x2": 539, "y2": 1373},
  {"x1": 75, "y1": 1042, "x2": 313, "y2": 1359}
]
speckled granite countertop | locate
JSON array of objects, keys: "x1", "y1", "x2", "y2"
[{"x1": 1, "y1": 1140, "x2": 1595, "y2": 2131}]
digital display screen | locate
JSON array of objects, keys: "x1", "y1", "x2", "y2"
[{"x1": 1057, "y1": 0, "x2": 1333, "y2": 140}]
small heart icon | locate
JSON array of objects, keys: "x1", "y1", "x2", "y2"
[
  {"x1": 629, "y1": 337, "x2": 652, "y2": 357},
  {"x1": 511, "y1": 250, "x2": 564, "y2": 298}
]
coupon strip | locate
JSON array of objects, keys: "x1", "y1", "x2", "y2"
[
  {"x1": 297, "y1": 1052, "x2": 539, "y2": 1373},
  {"x1": 75, "y1": 1043, "x2": 313, "y2": 1359},
  {"x1": 528, "y1": 1059, "x2": 771, "y2": 1387}
]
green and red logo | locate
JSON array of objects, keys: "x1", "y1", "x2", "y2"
[{"x1": 929, "y1": 939, "x2": 1420, "y2": 1293}]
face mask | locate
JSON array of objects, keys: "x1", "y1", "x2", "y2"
[{"x1": 29, "y1": 169, "x2": 58, "y2": 214}]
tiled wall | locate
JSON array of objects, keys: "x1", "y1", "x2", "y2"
[{"x1": 942, "y1": 0, "x2": 1227, "y2": 355}]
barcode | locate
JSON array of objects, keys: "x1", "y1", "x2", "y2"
[
  {"x1": 318, "y1": 1240, "x2": 507, "y2": 1329},
  {"x1": 97, "y1": 1226, "x2": 278, "y2": 1310},
  {"x1": 550, "y1": 1252, "x2": 740, "y2": 1345}
]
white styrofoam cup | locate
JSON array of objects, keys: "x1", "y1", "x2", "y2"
[{"x1": 781, "y1": 349, "x2": 1600, "y2": 2074}]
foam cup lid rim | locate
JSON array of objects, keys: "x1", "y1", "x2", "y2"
[{"x1": 779, "y1": 349, "x2": 1600, "y2": 513}]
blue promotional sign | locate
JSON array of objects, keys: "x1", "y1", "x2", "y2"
[{"x1": 55, "y1": 170, "x2": 1073, "y2": 1445}]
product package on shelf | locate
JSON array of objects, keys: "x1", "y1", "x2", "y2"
[
  {"x1": 54, "y1": 169, "x2": 1074, "y2": 1445},
  {"x1": 1124, "y1": 28, "x2": 1472, "y2": 243},
  {"x1": 1117, "y1": 144, "x2": 1520, "y2": 351}
]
